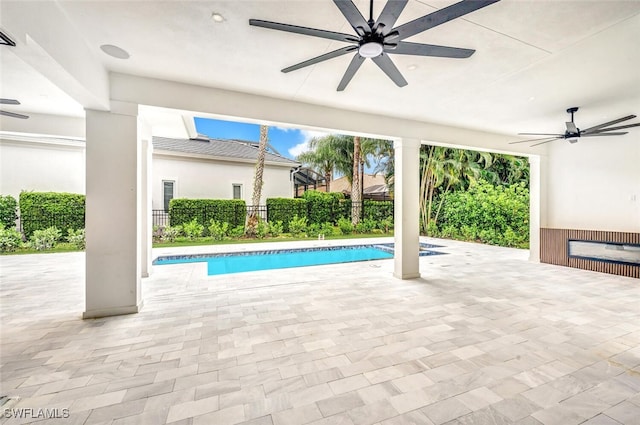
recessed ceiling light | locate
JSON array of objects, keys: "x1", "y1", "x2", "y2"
[
  {"x1": 529, "y1": 96, "x2": 535, "y2": 101},
  {"x1": 100, "y1": 44, "x2": 130, "y2": 59},
  {"x1": 211, "y1": 12, "x2": 225, "y2": 23},
  {"x1": 407, "y1": 64, "x2": 418, "y2": 71}
]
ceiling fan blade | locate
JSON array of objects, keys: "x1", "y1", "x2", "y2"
[
  {"x1": 333, "y1": 0, "x2": 370, "y2": 33},
  {"x1": 0, "y1": 98, "x2": 20, "y2": 105},
  {"x1": 531, "y1": 138, "x2": 560, "y2": 147},
  {"x1": 580, "y1": 115, "x2": 636, "y2": 134},
  {"x1": 386, "y1": 41, "x2": 474, "y2": 58},
  {"x1": 282, "y1": 46, "x2": 358, "y2": 73},
  {"x1": 509, "y1": 137, "x2": 559, "y2": 145},
  {"x1": 581, "y1": 132, "x2": 628, "y2": 137},
  {"x1": 376, "y1": 0, "x2": 408, "y2": 32},
  {"x1": 582, "y1": 122, "x2": 640, "y2": 134},
  {"x1": 518, "y1": 132, "x2": 564, "y2": 136},
  {"x1": 249, "y1": 19, "x2": 359, "y2": 43},
  {"x1": 337, "y1": 54, "x2": 366, "y2": 91},
  {"x1": 372, "y1": 53, "x2": 407, "y2": 87},
  {"x1": 0, "y1": 110, "x2": 29, "y2": 119},
  {"x1": 393, "y1": 0, "x2": 500, "y2": 41},
  {"x1": 565, "y1": 121, "x2": 578, "y2": 133}
]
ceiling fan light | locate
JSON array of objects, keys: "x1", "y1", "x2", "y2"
[{"x1": 358, "y1": 42, "x2": 383, "y2": 58}]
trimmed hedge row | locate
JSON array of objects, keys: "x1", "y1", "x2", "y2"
[
  {"x1": 302, "y1": 190, "x2": 345, "y2": 225},
  {"x1": 169, "y1": 199, "x2": 247, "y2": 234},
  {"x1": 266, "y1": 198, "x2": 307, "y2": 232},
  {"x1": 19, "y1": 192, "x2": 85, "y2": 237},
  {"x1": 0, "y1": 195, "x2": 18, "y2": 228}
]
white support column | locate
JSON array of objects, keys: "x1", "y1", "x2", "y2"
[
  {"x1": 393, "y1": 138, "x2": 421, "y2": 279},
  {"x1": 528, "y1": 155, "x2": 547, "y2": 262},
  {"x1": 84, "y1": 105, "x2": 143, "y2": 319},
  {"x1": 140, "y1": 123, "x2": 153, "y2": 278}
]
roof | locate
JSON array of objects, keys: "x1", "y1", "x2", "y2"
[
  {"x1": 152, "y1": 136, "x2": 299, "y2": 166},
  {"x1": 330, "y1": 174, "x2": 387, "y2": 194}
]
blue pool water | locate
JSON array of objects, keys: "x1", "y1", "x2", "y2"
[{"x1": 154, "y1": 243, "x2": 444, "y2": 276}]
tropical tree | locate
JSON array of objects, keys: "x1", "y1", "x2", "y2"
[
  {"x1": 351, "y1": 136, "x2": 362, "y2": 225},
  {"x1": 246, "y1": 124, "x2": 268, "y2": 236}
]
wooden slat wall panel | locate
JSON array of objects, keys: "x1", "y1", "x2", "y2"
[{"x1": 540, "y1": 228, "x2": 639, "y2": 278}]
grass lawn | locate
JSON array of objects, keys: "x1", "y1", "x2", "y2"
[{"x1": 1, "y1": 233, "x2": 394, "y2": 255}]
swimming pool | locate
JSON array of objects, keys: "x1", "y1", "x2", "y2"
[{"x1": 154, "y1": 243, "x2": 444, "y2": 276}]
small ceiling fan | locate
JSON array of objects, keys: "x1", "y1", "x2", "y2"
[
  {"x1": 250, "y1": 0, "x2": 500, "y2": 91},
  {"x1": 510, "y1": 107, "x2": 640, "y2": 147},
  {"x1": 0, "y1": 98, "x2": 29, "y2": 119}
]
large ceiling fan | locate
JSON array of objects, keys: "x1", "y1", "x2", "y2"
[
  {"x1": 249, "y1": 0, "x2": 500, "y2": 91},
  {"x1": 0, "y1": 98, "x2": 29, "y2": 119},
  {"x1": 510, "y1": 107, "x2": 640, "y2": 147}
]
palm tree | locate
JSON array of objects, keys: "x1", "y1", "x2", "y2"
[
  {"x1": 351, "y1": 136, "x2": 362, "y2": 225},
  {"x1": 296, "y1": 137, "x2": 338, "y2": 192},
  {"x1": 246, "y1": 124, "x2": 268, "y2": 236}
]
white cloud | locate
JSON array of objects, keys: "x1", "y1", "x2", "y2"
[{"x1": 288, "y1": 129, "x2": 331, "y2": 158}]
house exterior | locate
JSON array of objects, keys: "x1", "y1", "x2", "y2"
[
  {"x1": 0, "y1": 132, "x2": 299, "y2": 211},
  {"x1": 152, "y1": 136, "x2": 299, "y2": 210}
]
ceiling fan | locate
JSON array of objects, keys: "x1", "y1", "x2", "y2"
[
  {"x1": 249, "y1": 0, "x2": 500, "y2": 91},
  {"x1": 510, "y1": 107, "x2": 640, "y2": 147},
  {"x1": 0, "y1": 98, "x2": 29, "y2": 119}
]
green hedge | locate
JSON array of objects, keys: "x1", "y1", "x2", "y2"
[
  {"x1": 19, "y1": 191, "x2": 85, "y2": 237},
  {"x1": 169, "y1": 199, "x2": 246, "y2": 234},
  {"x1": 0, "y1": 195, "x2": 18, "y2": 228},
  {"x1": 437, "y1": 181, "x2": 529, "y2": 248},
  {"x1": 302, "y1": 190, "x2": 344, "y2": 225},
  {"x1": 266, "y1": 198, "x2": 307, "y2": 232},
  {"x1": 363, "y1": 200, "x2": 393, "y2": 222}
]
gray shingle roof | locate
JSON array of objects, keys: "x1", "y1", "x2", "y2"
[{"x1": 152, "y1": 136, "x2": 299, "y2": 166}]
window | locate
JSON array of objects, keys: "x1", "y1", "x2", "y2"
[
  {"x1": 232, "y1": 184, "x2": 242, "y2": 200},
  {"x1": 163, "y1": 181, "x2": 174, "y2": 211}
]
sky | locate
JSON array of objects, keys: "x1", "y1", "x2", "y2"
[{"x1": 194, "y1": 117, "x2": 329, "y2": 160}]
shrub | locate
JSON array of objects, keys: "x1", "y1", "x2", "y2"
[
  {"x1": 268, "y1": 220, "x2": 284, "y2": 238},
  {"x1": 307, "y1": 223, "x2": 322, "y2": 238},
  {"x1": 355, "y1": 218, "x2": 376, "y2": 233},
  {"x1": 19, "y1": 192, "x2": 85, "y2": 238},
  {"x1": 208, "y1": 220, "x2": 229, "y2": 241},
  {"x1": 162, "y1": 225, "x2": 182, "y2": 242},
  {"x1": 183, "y1": 218, "x2": 204, "y2": 239},
  {"x1": 437, "y1": 181, "x2": 529, "y2": 248},
  {"x1": 302, "y1": 190, "x2": 343, "y2": 225},
  {"x1": 363, "y1": 200, "x2": 393, "y2": 223},
  {"x1": 0, "y1": 195, "x2": 18, "y2": 228},
  {"x1": 66, "y1": 228, "x2": 85, "y2": 250},
  {"x1": 289, "y1": 214, "x2": 307, "y2": 237},
  {"x1": 255, "y1": 219, "x2": 269, "y2": 239},
  {"x1": 337, "y1": 217, "x2": 353, "y2": 235},
  {"x1": 30, "y1": 226, "x2": 62, "y2": 250},
  {"x1": 378, "y1": 216, "x2": 393, "y2": 233},
  {"x1": 169, "y1": 199, "x2": 246, "y2": 234},
  {"x1": 152, "y1": 225, "x2": 162, "y2": 243},
  {"x1": 229, "y1": 225, "x2": 245, "y2": 238},
  {"x1": 320, "y1": 222, "x2": 335, "y2": 237},
  {"x1": 0, "y1": 224, "x2": 22, "y2": 252},
  {"x1": 266, "y1": 198, "x2": 307, "y2": 232}
]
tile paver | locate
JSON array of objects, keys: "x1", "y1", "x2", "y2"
[{"x1": 1, "y1": 237, "x2": 639, "y2": 424}]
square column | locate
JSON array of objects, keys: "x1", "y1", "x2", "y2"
[
  {"x1": 140, "y1": 128, "x2": 153, "y2": 278},
  {"x1": 393, "y1": 138, "x2": 421, "y2": 279},
  {"x1": 528, "y1": 155, "x2": 547, "y2": 262},
  {"x1": 84, "y1": 105, "x2": 143, "y2": 318}
]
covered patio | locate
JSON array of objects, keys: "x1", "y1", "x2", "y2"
[{"x1": 1, "y1": 0, "x2": 639, "y2": 423}]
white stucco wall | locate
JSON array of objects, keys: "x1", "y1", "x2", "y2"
[
  {"x1": 545, "y1": 134, "x2": 640, "y2": 232},
  {"x1": 152, "y1": 154, "x2": 294, "y2": 209},
  {"x1": 0, "y1": 137, "x2": 85, "y2": 199}
]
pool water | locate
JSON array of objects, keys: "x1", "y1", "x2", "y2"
[
  {"x1": 153, "y1": 243, "x2": 445, "y2": 276},
  {"x1": 155, "y1": 246, "x2": 394, "y2": 276}
]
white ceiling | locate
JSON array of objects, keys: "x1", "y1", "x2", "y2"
[{"x1": 1, "y1": 0, "x2": 639, "y2": 139}]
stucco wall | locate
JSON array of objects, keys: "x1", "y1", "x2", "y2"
[
  {"x1": 545, "y1": 134, "x2": 640, "y2": 232},
  {"x1": 0, "y1": 138, "x2": 85, "y2": 199},
  {"x1": 152, "y1": 154, "x2": 293, "y2": 209}
]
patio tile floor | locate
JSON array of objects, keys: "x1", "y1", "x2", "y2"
[{"x1": 1, "y1": 237, "x2": 639, "y2": 424}]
